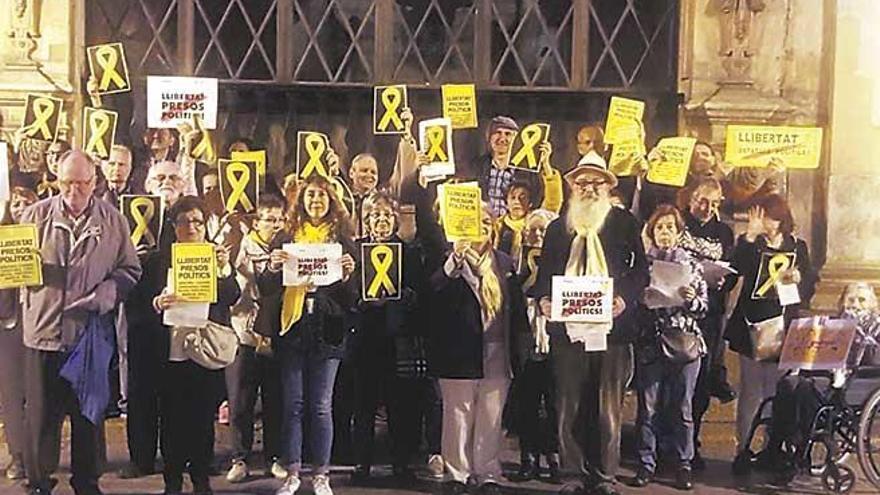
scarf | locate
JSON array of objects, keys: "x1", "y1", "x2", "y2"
[
  {"x1": 467, "y1": 249, "x2": 503, "y2": 325},
  {"x1": 564, "y1": 224, "x2": 612, "y2": 341},
  {"x1": 499, "y1": 214, "x2": 526, "y2": 259},
  {"x1": 280, "y1": 222, "x2": 332, "y2": 335}
]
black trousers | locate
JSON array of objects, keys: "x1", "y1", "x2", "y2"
[
  {"x1": 332, "y1": 359, "x2": 356, "y2": 463},
  {"x1": 0, "y1": 325, "x2": 26, "y2": 458},
  {"x1": 224, "y1": 345, "x2": 282, "y2": 462},
  {"x1": 125, "y1": 322, "x2": 164, "y2": 471},
  {"x1": 692, "y1": 311, "x2": 726, "y2": 452},
  {"x1": 515, "y1": 358, "x2": 559, "y2": 455},
  {"x1": 159, "y1": 360, "x2": 222, "y2": 487},
  {"x1": 23, "y1": 348, "x2": 103, "y2": 494}
]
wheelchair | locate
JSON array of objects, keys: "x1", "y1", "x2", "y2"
[{"x1": 737, "y1": 366, "x2": 880, "y2": 493}]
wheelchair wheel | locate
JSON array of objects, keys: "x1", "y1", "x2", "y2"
[
  {"x1": 821, "y1": 464, "x2": 856, "y2": 493},
  {"x1": 857, "y1": 386, "x2": 880, "y2": 489}
]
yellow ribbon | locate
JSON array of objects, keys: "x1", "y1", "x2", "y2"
[
  {"x1": 377, "y1": 87, "x2": 404, "y2": 132},
  {"x1": 510, "y1": 123, "x2": 544, "y2": 169},
  {"x1": 85, "y1": 109, "x2": 112, "y2": 158},
  {"x1": 26, "y1": 97, "x2": 56, "y2": 140},
  {"x1": 755, "y1": 252, "x2": 792, "y2": 298},
  {"x1": 523, "y1": 247, "x2": 540, "y2": 290},
  {"x1": 95, "y1": 45, "x2": 127, "y2": 91},
  {"x1": 425, "y1": 126, "x2": 448, "y2": 162},
  {"x1": 300, "y1": 134, "x2": 327, "y2": 178},
  {"x1": 129, "y1": 197, "x2": 157, "y2": 247},
  {"x1": 366, "y1": 245, "x2": 397, "y2": 298},
  {"x1": 190, "y1": 115, "x2": 215, "y2": 164},
  {"x1": 224, "y1": 161, "x2": 256, "y2": 212}
]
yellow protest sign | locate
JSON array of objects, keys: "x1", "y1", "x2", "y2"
[
  {"x1": 604, "y1": 96, "x2": 645, "y2": 144},
  {"x1": 231, "y1": 150, "x2": 266, "y2": 177},
  {"x1": 442, "y1": 84, "x2": 478, "y2": 129},
  {"x1": 172, "y1": 243, "x2": 217, "y2": 303},
  {"x1": 218, "y1": 159, "x2": 259, "y2": 213},
  {"x1": 608, "y1": 124, "x2": 646, "y2": 176},
  {"x1": 440, "y1": 183, "x2": 482, "y2": 242},
  {"x1": 86, "y1": 42, "x2": 131, "y2": 95},
  {"x1": 0, "y1": 224, "x2": 42, "y2": 289},
  {"x1": 189, "y1": 115, "x2": 216, "y2": 165},
  {"x1": 725, "y1": 125, "x2": 823, "y2": 169},
  {"x1": 646, "y1": 137, "x2": 697, "y2": 187},
  {"x1": 22, "y1": 93, "x2": 63, "y2": 142},
  {"x1": 373, "y1": 85, "x2": 408, "y2": 135},
  {"x1": 296, "y1": 131, "x2": 331, "y2": 179},
  {"x1": 361, "y1": 242, "x2": 402, "y2": 301},
  {"x1": 82, "y1": 107, "x2": 118, "y2": 160},
  {"x1": 509, "y1": 123, "x2": 550, "y2": 172}
]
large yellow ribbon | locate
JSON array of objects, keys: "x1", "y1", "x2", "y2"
[
  {"x1": 510, "y1": 123, "x2": 544, "y2": 169},
  {"x1": 366, "y1": 244, "x2": 397, "y2": 298},
  {"x1": 190, "y1": 116, "x2": 215, "y2": 164},
  {"x1": 377, "y1": 87, "x2": 404, "y2": 132},
  {"x1": 300, "y1": 134, "x2": 327, "y2": 178},
  {"x1": 755, "y1": 252, "x2": 792, "y2": 298},
  {"x1": 224, "y1": 161, "x2": 256, "y2": 212},
  {"x1": 26, "y1": 97, "x2": 56, "y2": 140},
  {"x1": 129, "y1": 197, "x2": 157, "y2": 247},
  {"x1": 95, "y1": 45, "x2": 127, "y2": 91},
  {"x1": 523, "y1": 247, "x2": 541, "y2": 290},
  {"x1": 85, "y1": 109, "x2": 112, "y2": 158},
  {"x1": 425, "y1": 126, "x2": 448, "y2": 162}
]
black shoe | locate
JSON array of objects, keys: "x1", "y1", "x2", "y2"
[
  {"x1": 629, "y1": 467, "x2": 653, "y2": 488},
  {"x1": 480, "y1": 481, "x2": 503, "y2": 495},
  {"x1": 691, "y1": 452, "x2": 706, "y2": 472},
  {"x1": 732, "y1": 451, "x2": 752, "y2": 476},
  {"x1": 5, "y1": 455, "x2": 25, "y2": 480},
  {"x1": 118, "y1": 463, "x2": 153, "y2": 479},
  {"x1": 443, "y1": 480, "x2": 468, "y2": 495},
  {"x1": 546, "y1": 453, "x2": 562, "y2": 484},
  {"x1": 351, "y1": 464, "x2": 371, "y2": 484},
  {"x1": 592, "y1": 482, "x2": 620, "y2": 495},
  {"x1": 163, "y1": 473, "x2": 183, "y2": 494},
  {"x1": 710, "y1": 380, "x2": 737, "y2": 404},
  {"x1": 675, "y1": 468, "x2": 693, "y2": 491},
  {"x1": 192, "y1": 477, "x2": 213, "y2": 495},
  {"x1": 512, "y1": 452, "x2": 538, "y2": 482}
]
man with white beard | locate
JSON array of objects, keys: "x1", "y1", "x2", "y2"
[{"x1": 530, "y1": 151, "x2": 649, "y2": 495}]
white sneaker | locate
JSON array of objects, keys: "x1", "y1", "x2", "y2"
[
  {"x1": 276, "y1": 474, "x2": 301, "y2": 495},
  {"x1": 225, "y1": 460, "x2": 248, "y2": 483},
  {"x1": 270, "y1": 460, "x2": 289, "y2": 480},
  {"x1": 312, "y1": 473, "x2": 333, "y2": 495},
  {"x1": 427, "y1": 454, "x2": 445, "y2": 478}
]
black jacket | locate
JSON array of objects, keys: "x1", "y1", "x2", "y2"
[
  {"x1": 426, "y1": 249, "x2": 529, "y2": 379},
  {"x1": 254, "y1": 231, "x2": 358, "y2": 359},
  {"x1": 529, "y1": 207, "x2": 650, "y2": 344}
]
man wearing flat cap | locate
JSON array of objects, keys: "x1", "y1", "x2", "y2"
[{"x1": 529, "y1": 151, "x2": 649, "y2": 495}]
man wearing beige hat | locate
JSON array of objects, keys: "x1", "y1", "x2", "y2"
[{"x1": 529, "y1": 151, "x2": 649, "y2": 495}]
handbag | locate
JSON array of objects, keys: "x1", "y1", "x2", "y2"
[
  {"x1": 658, "y1": 327, "x2": 702, "y2": 364},
  {"x1": 182, "y1": 321, "x2": 240, "y2": 370},
  {"x1": 747, "y1": 314, "x2": 785, "y2": 361}
]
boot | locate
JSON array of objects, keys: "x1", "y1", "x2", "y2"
[
  {"x1": 545, "y1": 453, "x2": 562, "y2": 484},
  {"x1": 512, "y1": 452, "x2": 538, "y2": 481}
]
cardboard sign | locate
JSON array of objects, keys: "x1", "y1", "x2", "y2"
[
  {"x1": 147, "y1": 76, "x2": 218, "y2": 129},
  {"x1": 231, "y1": 150, "x2": 266, "y2": 177},
  {"x1": 608, "y1": 125, "x2": 646, "y2": 176},
  {"x1": 518, "y1": 245, "x2": 542, "y2": 291},
  {"x1": 646, "y1": 137, "x2": 697, "y2": 187},
  {"x1": 282, "y1": 243, "x2": 343, "y2": 287},
  {"x1": 296, "y1": 131, "x2": 332, "y2": 179},
  {"x1": 82, "y1": 107, "x2": 118, "y2": 160},
  {"x1": 725, "y1": 125, "x2": 823, "y2": 169},
  {"x1": 189, "y1": 115, "x2": 216, "y2": 165},
  {"x1": 441, "y1": 83, "x2": 478, "y2": 129},
  {"x1": 751, "y1": 251, "x2": 797, "y2": 300},
  {"x1": 171, "y1": 243, "x2": 217, "y2": 303},
  {"x1": 604, "y1": 96, "x2": 645, "y2": 144},
  {"x1": 550, "y1": 276, "x2": 614, "y2": 323},
  {"x1": 419, "y1": 117, "x2": 455, "y2": 178},
  {"x1": 439, "y1": 183, "x2": 481, "y2": 242},
  {"x1": 86, "y1": 42, "x2": 131, "y2": 95},
  {"x1": 373, "y1": 85, "x2": 408, "y2": 135},
  {"x1": 0, "y1": 142, "x2": 9, "y2": 203},
  {"x1": 218, "y1": 159, "x2": 260, "y2": 213},
  {"x1": 361, "y1": 242, "x2": 402, "y2": 301},
  {"x1": 22, "y1": 94, "x2": 63, "y2": 142},
  {"x1": 120, "y1": 195, "x2": 163, "y2": 250},
  {"x1": 0, "y1": 224, "x2": 42, "y2": 289},
  {"x1": 779, "y1": 317, "x2": 857, "y2": 371},
  {"x1": 509, "y1": 123, "x2": 550, "y2": 173}
]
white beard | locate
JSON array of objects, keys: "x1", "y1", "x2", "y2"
[{"x1": 566, "y1": 196, "x2": 612, "y2": 235}]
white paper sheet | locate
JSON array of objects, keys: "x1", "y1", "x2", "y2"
[
  {"x1": 645, "y1": 260, "x2": 691, "y2": 309},
  {"x1": 700, "y1": 260, "x2": 737, "y2": 288},
  {"x1": 777, "y1": 282, "x2": 801, "y2": 307},
  {"x1": 163, "y1": 302, "x2": 209, "y2": 327}
]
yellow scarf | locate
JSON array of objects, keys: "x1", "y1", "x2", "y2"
[
  {"x1": 280, "y1": 222, "x2": 332, "y2": 335},
  {"x1": 499, "y1": 214, "x2": 526, "y2": 259}
]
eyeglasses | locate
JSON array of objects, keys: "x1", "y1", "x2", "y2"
[
  {"x1": 176, "y1": 219, "x2": 205, "y2": 227},
  {"x1": 59, "y1": 178, "x2": 95, "y2": 189},
  {"x1": 151, "y1": 174, "x2": 183, "y2": 183},
  {"x1": 572, "y1": 179, "x2": 606, "y2": 190}
]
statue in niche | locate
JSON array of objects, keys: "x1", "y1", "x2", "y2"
[
  {"x1": 6, "y1": 0, "x2": 42, "y2": 67},
  {"x1": 712, "y1": 0, "x2": 766, "y2": 80}
]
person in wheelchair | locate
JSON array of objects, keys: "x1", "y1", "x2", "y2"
[{"x1": 766, "y1": 282, "x2": 880, "y2": 478}]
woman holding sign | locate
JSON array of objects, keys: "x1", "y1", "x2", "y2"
[
  {"x1": 129, "y1": 196, "x2": 241, "y2": 495},
  {"x1": 631, "y1": 205, "x2": 708, "y2": 491},
  {"x1": 258, "y1": 175, "x2": 356, "y2": 495},
  {"x1": 726, "y1": 194, "x2": 817, "y2": 475}
]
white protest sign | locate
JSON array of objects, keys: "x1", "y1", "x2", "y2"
[
  {"x1": 162, "y1": 268, "x2": 209, "y2": 327},
  {"x1": 550, "y1": 276, "x2": 614, "y2": 323},
  {"x1": 282, "y1": 243, "x2": 343, "y2": 287},
  {"x1": 147, "y1": 76, "x2": 218, "y2": 129}
]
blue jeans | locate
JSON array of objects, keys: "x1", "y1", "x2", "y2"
[
  {"x1": 278, "y1": 346, "x2": 341, "y2": 474},
  {"x1": 636, "y1": 356, "x2": 701, "y2": 472}
]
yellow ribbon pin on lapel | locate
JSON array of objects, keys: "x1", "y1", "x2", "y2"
[
  {"x1": 510, "y1": 124, "x2": 544, "y2": 169},
  {"x1": 366, "y1": 245, "x2": 397, "y2": 298},
  {"x1": 224, "y1": 162, "x2": 255, "y2": 212},
  {"x1": 377, "y1": 87, "x2": 404, "y2": 132},
  {"x1": 95, "y1": 45, "x2": 127, "y2": 91}
]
